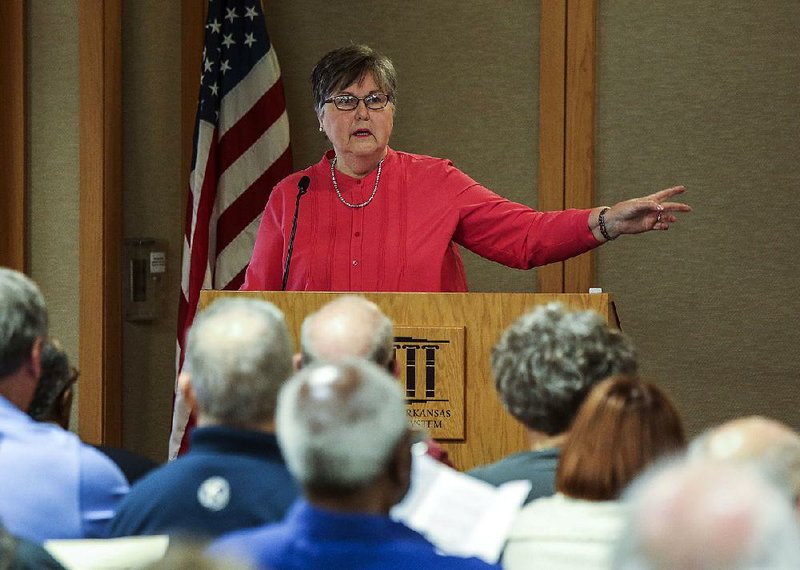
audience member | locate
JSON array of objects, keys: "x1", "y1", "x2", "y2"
[
  {"x1": 298, "y1": 295, "x2": 453, "y2": 466},
  {"x1": 503, "y1": 375, "x2": 685, "y2": 570},
  {"x1": 28, "y1": 337, "x2": 159, "y2": 484},
  {"x1": 298, "y1": 295, "x2": 394, "y2": 370},
  {"x1": 612, "y1": 460, "x2": 800, "y2": 569},
  {"x1": 27, "y1": 337, "x2": 77, "y2": 428},
  {"x1": 109, "y1": 298, "x2": 299, "y2": 538},
  {"x1": 0, "y1": 268, "x2": 128, "y2": 541},
  {"x1": 688, "y1": 415, "x2": 800, "y2": 509},
  {"x1": 211, "y1": 359, "x2": 499, "y2": 569},
  {"x1": 0, "y1": 522, "x2": 65, "y2": 569},
  {"x1": 469, "y1": 302, "x2": 637, "y2": 502}
]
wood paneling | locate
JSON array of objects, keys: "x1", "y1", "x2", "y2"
[
  {"x1": 539, "y1": 0, "x2": 597, "y2": 294},
  {"x1": 201, "y1": 290, "x2": 617, "y2": 470},
  {"x1": 564, "y1": 0, "x2": 597, "y2": 293},
  {"x1": 0, "y1": 2, "x2": 26, "y2": 271},
  {"x1": 538, "y1": 1, "x2": 567, "y2": 293},
  {"x1": 79, "y1": 0, "x2": 122, "y2": 445}
]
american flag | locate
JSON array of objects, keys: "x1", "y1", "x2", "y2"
[{"x1": 170, "y1": 0, "x2": 292, "y2": 458}]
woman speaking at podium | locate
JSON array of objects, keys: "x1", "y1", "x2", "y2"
[{"x1": 241, "y1": 45, "x2": 690, "y2": 292}]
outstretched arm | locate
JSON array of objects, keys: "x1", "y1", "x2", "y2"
[{"x1": 588, "y1": 185, "x2": 691, "y2": 242}]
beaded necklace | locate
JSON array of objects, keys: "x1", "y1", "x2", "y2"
[{"x1": 330, "y1": 156, "x2": 384, "y2": 208}]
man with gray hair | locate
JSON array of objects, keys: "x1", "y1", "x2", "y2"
[
  {"x1": 109, "y1": 298, "x2": 299, "y2": 538},
  {"x1": 296, "y1": 294, "x2": 453, "y2": 465},
  {"x1": 688, "y1": 415, "x2": 800, "y2": 510},
  {"x1": 211, "y1": 359, "x2": 498, "y2": 569},
  {"x1": 612, "y1": 460, "x2": 800, "y2": 569},
  {"x1": 0, "y1": 267, "x2": 128, "y2": 541},
  {"x1": 469, "y1": 302, "x2": 637, "y2": 503}
]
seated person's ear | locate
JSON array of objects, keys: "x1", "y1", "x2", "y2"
[
  {"x1": 388, "y1": 431, "x2": 413, "y2": 501},
  {"x1": 29, "y1": 337, "x2": 44, "y2": 380},
  {"x1": 178, "y1": 373, "x2": 198, "y2": 412},
  {"x1": 293, "y1": 353, "x2": 303, "y2": 370},
  {"x1": 57, "y1": 386, "x2": 74, "y2": 430}
]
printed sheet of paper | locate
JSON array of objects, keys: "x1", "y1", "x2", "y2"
[{"x1": 392, "y1": 453, "x2": 531, "y2": 564}]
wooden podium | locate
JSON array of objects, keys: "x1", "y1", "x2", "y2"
[{"x1": 200, "y1": 291, "x2": 619, "y2": 471}]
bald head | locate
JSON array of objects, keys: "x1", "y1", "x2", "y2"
[
  {"x1": 690, "y1": 416, "x2": 800, "y2": 502},
  {"x1": 300, "y1": 296, "x2": 394, "y2": 368},
  {"x1": 614, "y1": 461, "x2": 800, "y2": 569}
]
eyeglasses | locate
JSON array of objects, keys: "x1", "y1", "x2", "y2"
[{"x1": 324, "y1": 92, "x2": 391, "y2": 111}]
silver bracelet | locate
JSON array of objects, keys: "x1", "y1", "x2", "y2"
[{"x1": 598, "y1": 207, "x2": 617, "y2": 241}]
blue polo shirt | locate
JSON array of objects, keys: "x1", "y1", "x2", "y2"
[
  {"x1": 211, "y1": 500, "x2": 500, "y2": 569},
  {"x1": 109, "y1": 425, "x2": 299, "y2": 539},
  {"x1": 0, "y1": 396, "x2": 129, "y2": 541}
]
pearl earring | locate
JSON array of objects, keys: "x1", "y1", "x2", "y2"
[{"x1": 319, "y1": 125, "x2": 323, "y2": 132}]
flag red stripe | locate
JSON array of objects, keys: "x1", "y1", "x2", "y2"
[
  {"x1": 176, "y1": 139, "x2": 221, "y2": 457},
  {"x1": 217, "y1": 78, "x2": 289, "y2": 175},
  {"x1": 215, "y1": 146, "x2": 293, "y2": 255},
  {"x1": 185, "y1": 134, "x2": 221, "y2": 321},
  {"x1": 183, "y1": 189, "x2": 194, "y2": 244},
  {"x1": 177, "y1": 293, "x2": 190, "y2": 356}
]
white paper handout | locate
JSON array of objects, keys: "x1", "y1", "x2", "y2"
[{"x1": 391, "y1": 452, "x2": 531, "y2": 564}]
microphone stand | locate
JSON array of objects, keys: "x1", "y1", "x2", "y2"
[{"x1": 282, "y1": 176, "x2": 310, "y2": 291}]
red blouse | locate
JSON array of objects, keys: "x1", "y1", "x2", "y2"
[{"x1": 241, "y1": 148, "x2": 600, "y2": 292}]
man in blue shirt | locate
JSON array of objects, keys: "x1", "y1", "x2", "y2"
[
  {"x1": 0, "y1": 268, "x2": 128, "y2": 541},
  {"x1": 211, "y1": 359, "x2": 498, "y2": 569},
  {"x1": 109, "y1": 298, "x2": 299, "y2": 538}
]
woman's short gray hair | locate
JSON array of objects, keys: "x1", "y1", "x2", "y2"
[
  {"x1": 276, "y1": 359, "x2": 408, "y2": 492},
  {"x1": 0, "y1": 268, "x2": 48, "y2": 378},
  {"x1": 492, "y1": 302, "x2": 637, "y2": 435},
  {"x1": 310, "y1": 44, "x2": 398, "y2": 116},
  {"x1": 184, "y1": 298, "x2": 293, "y2": 425}
]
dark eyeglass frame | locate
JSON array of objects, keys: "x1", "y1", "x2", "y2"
[{"x1": 324, "y1": 92, "x2": 392, "y2": 111}]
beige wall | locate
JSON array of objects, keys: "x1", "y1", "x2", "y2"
[
  {"x1": 27, "y1": 0, "x2": 81, "y2": 428},
  {"x1": 120, "y1": 0, "x2": 183, "y2": 461},
  {"x1": 595, "y1": 1, "x2": 800, "y2": 433}
]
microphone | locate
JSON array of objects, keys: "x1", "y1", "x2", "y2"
[{"x1": 282, "y1": 176, "x2": 310, "y2": 291}]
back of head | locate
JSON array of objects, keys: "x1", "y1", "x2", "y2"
[
  {"x1": 557, "y1": 375, "x2": 685, "y2": 501},
  {"x1": 613, "y1": 460, "x2": 800, "y2": 570},
  {"x1": 299, "y1": 295, "x2": 394, "y2": 369},
  {"x1": 492, "y1": 302, "x2": 637, "y2": 435},
  {"x1": 27, "y1": 338, "x2": 77, "y2": 425},
  {"x1": 276, "y1": 359, "x2": 408, "y2": 494},
  {"x1": 184, "y1": 298, "x2": 293, "y2": 425},
  {"x1": 689, "y1": 416, "x2": 800, "y2": 503},
  {"x1": 0, "y1": 268, "x2": 48, "y2": 378}
]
